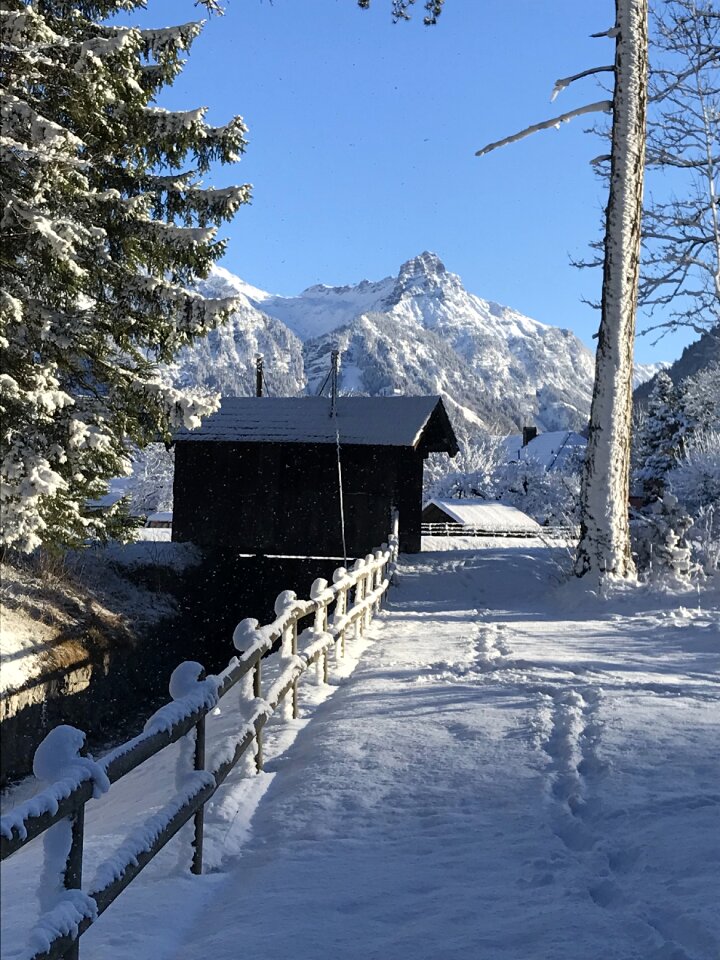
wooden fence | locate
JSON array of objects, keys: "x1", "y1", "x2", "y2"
[
  {"x1": 421, "y1": 523, "x2": 578, "y2": 539},
  {"x1": 0, "y1": 528, "x2": 399, "y2": 960}
]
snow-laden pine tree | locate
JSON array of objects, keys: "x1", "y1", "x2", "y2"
[
  {"x1": 0, "y1": 3, "x2": 249, "y2": 552},
  {"x1": 681, "y1": 362, "x2": 720, "y2": 427},
  {"x1": 634, "y1": 371, "x2": 691, "y2": 499}
]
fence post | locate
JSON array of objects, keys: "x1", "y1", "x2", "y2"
[
  {"x1": 373, "y1": 550, "x2": 383, "y2": 615},
  {"x1": 342, "y1": 585, "x2": 349, "y2": 656},
  {"x1": 351, "y1": 558, "x2": 366, "y2": 639},
  {"x1": 191, "y1": 714, "x2": 205, "y2": 876},
  {"x1": 291, "y1": 618, "x2": 299, "y2": 719},
  {"x1": 354, "y1": 573, "x2": 364, "y2": 639},
  {"x1": 391, "y1": 507, "x2": 400, "y2": 558},
  {"x1": 331, "y1": 567, "x2": 348, "y2": 658},
  {"x1": 255, "y1": 722, "x2": 264, "y2": 772},
  {"x1": 253, "y1": 656, "x2": 265, "y2": 768},
  {"x1": 63, "y1": 805, "x2": 85, "y2": 960},
  {"x1": 364, "y1": 555, "x2": 374, "y2": 630}
]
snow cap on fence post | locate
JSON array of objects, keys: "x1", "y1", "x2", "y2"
[
  {"x1": 351, "y1": 557, "x2": 365, "y2": 573},
  {"x1": 310, "y1": 577, "x2": 329, "y2": 600},
  {"x1": 33, "y1": 725, "x2": 110, "y2": 799},
  {"x1": 169, "y1": 661, "x2": 206, "y2": 701},
  {"x1": 332, "y1": 566, "x2": 347, "y2": 583},
  {"x1": 274, "y1": 589, "x2": 297, "y2": 617},
  {"x1": 232, "y1": 617, "x2": 261, "y2": 653}
]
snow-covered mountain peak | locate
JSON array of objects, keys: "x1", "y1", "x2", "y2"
[
  {"x1": 198, "y1": 264, "x2": 271, "y2": 306},
  {"x1": 397, "y1": 251, "x2": 448, "y2": 283},
  {"x1": 387, "y1": 251, "x2": 463, "y2": 305}
]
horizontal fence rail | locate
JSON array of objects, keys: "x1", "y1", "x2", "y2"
[
  {"x1": 420, "y1": 523, "x2": 579, "y2": 539},
  {"x1": 1, "y1": 523, "x2": 399, "y2": 960}
]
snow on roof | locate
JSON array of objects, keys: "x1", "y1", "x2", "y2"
[
  {"x1": 88, "y1": 475, "x2": 132, "y2": 509},
  {"x1": 426, "y1": 499, "x2": 541, "y2": 531},
  {"x1": 502, "y1": 431, "x2": 586, "y2": 470},
  {"x1": 177, "y1": 396, "x2": 456, "y2": 450}
]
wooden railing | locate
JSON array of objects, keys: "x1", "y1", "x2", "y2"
[
  {"x1": 420, "y1": 523, "x2": 579, "y2": 539},
  {"x1": 0, "y1": 530, "x2": 399, "y2": 960}
]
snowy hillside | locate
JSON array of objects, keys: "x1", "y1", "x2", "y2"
[
  {"x1": 176, "y1": 267, "x2": 306, "y2": 398},
  {"x1": 182, "y1": 252, "x2": 600, "y2": 432},
  {"x1": 633, "y1": 361, "x2": 670, "y2": 390},
  {"x1": 635, "y1": 323, "x2": 720, "y2": 403}
]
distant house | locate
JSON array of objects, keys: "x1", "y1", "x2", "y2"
[
  {"x1": 145, "y1": 511, "x2": 172, "y2": 529},
  {"x1": 173, "y1": 395, "x2": 458, "y2": 557},
  {"x1": 502, "y1": 429, "x2": 586, "y2": 471},
  {"x1": 421, "y1": 498, "x2": 541, "y2": 536}
]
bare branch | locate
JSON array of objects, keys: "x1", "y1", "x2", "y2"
[
  {"x1": 475, "y1": 101, "x2": 612, "y2": 158},
  {"x1": 551, "y1": 66, "x2": 614, "y2": 102}
]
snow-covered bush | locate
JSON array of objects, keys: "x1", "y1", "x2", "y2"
[
  {"x1": 424, "y1": 432, "x2": 504, "y2": 501},
  {"x1": 668, "y1": 429, "x2": 720, "y2": 516},
  {"x1": 0, "y1": 3, "x2": 249, "y2": 552},
  {"x1": 128, "y1": 444, "x2": 175, "y2": 516},
  {"x1": 631, "y1": 494, "x2": 695, "y2": 581},
  {"x1": 491, "y1": 453, "x2": 582, "y2": 527},
  {"x1": 667, "y1": 429, "x2": 720, "y2": 573},
  {"x1": 688, "y1": 506, "x2": 720, "y2": 575}
]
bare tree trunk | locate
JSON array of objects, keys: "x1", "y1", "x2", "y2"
[{"x1": 576, "y1": 0, "x2": 648, "y2": 579}]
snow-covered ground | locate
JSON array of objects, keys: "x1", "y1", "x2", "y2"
[{"x1": 2, "y1": 540, "x2": 719, "y2": 960}]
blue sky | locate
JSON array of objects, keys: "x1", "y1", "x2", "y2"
[{"x1": 128, "y1": 0, "x2": 693, "y2": 365}]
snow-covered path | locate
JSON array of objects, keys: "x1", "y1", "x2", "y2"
[{"x1": 3, "y1": 542, "x2": 720, "y2": 959}]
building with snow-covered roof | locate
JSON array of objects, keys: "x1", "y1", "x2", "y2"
[
  {"x1": 173, "y1": 395, "x2": 458, "y2": 556},
  {"x1": 421, "y1": 499, "x2": 541, "y2": 535},
  {"x1": 502, "y1": 430, "x2": 586, "y2": 472}
]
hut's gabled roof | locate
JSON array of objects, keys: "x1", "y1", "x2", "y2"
[
  {"x1": 424, "y1": 498, "x2": 540, "y2": 532},
  {"x1": 177, "y1": 395, "x2": 458, "y2": 454}
]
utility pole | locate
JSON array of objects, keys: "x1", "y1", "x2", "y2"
[{"x1": 255, "y1": 354, "x2": 264, "y2": 397}]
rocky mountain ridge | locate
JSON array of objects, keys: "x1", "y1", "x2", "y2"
[{"x1": 177, "y1": 252, "x2": 661, "y2": 436}]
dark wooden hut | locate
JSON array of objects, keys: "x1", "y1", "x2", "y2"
[{"x1": 172, "y1": 395, "x2": 457, "y2": 557}]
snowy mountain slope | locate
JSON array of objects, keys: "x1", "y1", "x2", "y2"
[
  {"x1": 633, "y1": 361, "x2": 670, "y2": 390},
  {"x1": 259, "y1": 277, "x2": 396, "y2": 342},
  {"x1": 635, "y1": 324, "x2": 720, "y2": 403},
  {"x1": 177, "y1": 252, "x2": 600, "y2": 433},
  {"x1": 178, "y1": 268, "x2": 306, "y2": 397},
  {"x1": 303, "y1": 312, "x2": 520, "y2": 430}
]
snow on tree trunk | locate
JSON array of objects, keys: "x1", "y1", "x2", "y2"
[{"x1": 576, "y1": 0, "x2": 649, "y2": 579}]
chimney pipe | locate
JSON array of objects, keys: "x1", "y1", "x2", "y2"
[{"x1": 522, "y1": 425, "x2": 537, "y2": 447}]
